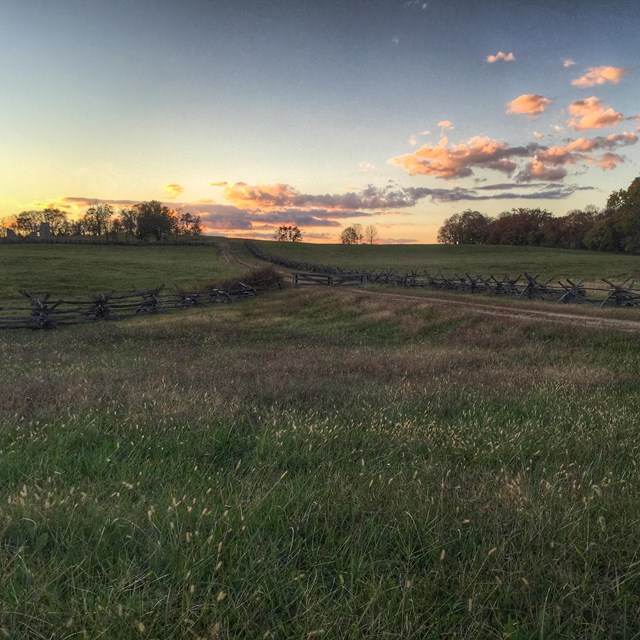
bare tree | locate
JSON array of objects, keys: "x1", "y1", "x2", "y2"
[{"x1": 364, "y1": 225, "x2": 378, "y2": 244}]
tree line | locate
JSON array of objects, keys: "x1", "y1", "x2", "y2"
[
  {"x1": 438, "y1": 176, "x2": 640, "y2": 253},
  {"x1": 3, "y1": 201, "x2": 202, "y2": 241}
]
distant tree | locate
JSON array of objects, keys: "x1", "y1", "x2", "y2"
[
  {"x1": 83, "y1": 202, "x2": 114, "y2": 237},
  {"x1": 135, "y1": 200, "x2": 178, "y2": 241},
  {"x1": 177, "y1": 211, "x2": 203, "y2": 236},
  {"x1": 487, "y1": 208, "x2": 553, "y2": 246},
  {"x1": 275, "y1": 225, "x2": 302, "y2": 242},
  {"x1": 364, "y1": 225, "x2": 378, "y2": 244},
  {"x1": 119, "y1": 208, "x2": 139, "y2": 241},
  {"x1": 438, "y1": 210, "x2": 491, "y2": 244},
  {"x1": 12, "y1": 210, "x2": 42, "y2": 236},
  {"x1": 340, "y1": 226, "x2": 360, "y2": 244},
  {"x1": 42, "y1": 208, "x2": 69, "y2": 236}
]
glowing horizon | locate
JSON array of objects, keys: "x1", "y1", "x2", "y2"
[{"x1": 2, "y1": 0, "x2": 639, "y2": 244}]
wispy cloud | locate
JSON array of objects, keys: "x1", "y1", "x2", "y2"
[
  {"x1": 358, "y1": 162, "x2": 376, "y2": 172},
  {"x1": 487, "y1": 51, "x2": 515, "y2": 63},
  {"x1": 567, "y1": 97, "x2": 624, "y2": 130},
  {"x1": 571, "y1": 66, "x2": 630, "y2": 88},
  {"x1": 506, "y1": 94, "x2": 552, "y2": 118},
  {"x1": 221, "y1": 181, "x2": 431, "y2": 211},
  {"x1": 164, "y1": 183, "x2": 184, "y2": 199},
  {"x1": 563, "y1": 58, "x2": 576, "y2": 68}
]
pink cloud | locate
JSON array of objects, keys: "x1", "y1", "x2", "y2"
[
  {"x1": 571, "y1": 66, "x2": 630, "y2": 88},
  {"x1": 389, "y1": 136, "x2": 533, "y2": 179},
  {"x1": 598, "y1": 153, "x2": 625, "y2": 170},
  {"x1": 567, "y1": 97, "x2": 624, "y2": 130},
  {"x1": 506, "y1": 94, "x2": 552, "y2": 118},
  {"x1": 487, "y1": 51, "x2": 515, "y2": 63},
  {"x1": 517, "y1": 132, "x2": 637, "y2": 181}
]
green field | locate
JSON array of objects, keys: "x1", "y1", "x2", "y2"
[
  {"x1": 0, "y1": 242, "x2": 237, "y2": 300},
  {"x1": 1, "y1": 244, "x2": 640, "y2": 638},
  {"x1": 253, "y1": 240, "x2": 640, "y2": 281}
]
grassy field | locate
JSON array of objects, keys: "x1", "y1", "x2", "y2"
[
  {"x1": 252, "y1": 240, "x2": 640, "y2": 281},
  {"x1": 0, "y1": 242, "x2": 235, "y2": 300},
  {"x1": 1, "y1": 244, "x2": 640, "y2": 638},
  {"x1": 2, "y1": 283, "x2": 640, "y2": 636}
]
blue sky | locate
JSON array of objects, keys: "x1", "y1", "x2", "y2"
[{"x1": 1, "y1": 0, "x2": 639, "y2": 242}]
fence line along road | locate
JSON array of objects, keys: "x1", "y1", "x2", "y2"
[{"x1": 245, "y1": 241, "x2": 640, "y2": 309}]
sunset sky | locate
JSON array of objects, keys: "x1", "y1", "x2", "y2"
[{"x1": 2, "y1": 0, "x2": 639, "y2": 243}]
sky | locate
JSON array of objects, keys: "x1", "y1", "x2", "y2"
[{"x1": 1, "y1": 0, "x2": 639, "y2": 243}]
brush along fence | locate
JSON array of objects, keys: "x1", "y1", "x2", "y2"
[
  {"x1": 0, "y1": 270, "x2": 281, "y2": 330},
  {"x1": 245, "y1": 241, "x2": 640, "y2": 309}
]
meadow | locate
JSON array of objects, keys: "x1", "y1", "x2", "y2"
[
  {"x1": 1, "y1": 241, "x2": 640, "y2": 638},
  {"x1": 253, "y1": 240, "x2": 640, "y2": 282},
  {"x1": 0, "y1": 242, "x2": 232, "y2": 300}
]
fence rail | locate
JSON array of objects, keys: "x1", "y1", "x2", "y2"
[
  {"x1": 0, "y1": 281, "x2": 262, "y2": 331},
  {"x1": 246, "y1": 241, "x2": 640, "y2": 309},
  {"x1": 292, "y1": 272, "x2": 367, "y2": 286}
]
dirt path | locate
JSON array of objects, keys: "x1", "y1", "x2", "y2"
[
  {"x1": 347, "y1": 287, "x2": 640, "y2": 333},
  {"x1": 218, "y1": 241, "x2": 257, "y2": 270}
]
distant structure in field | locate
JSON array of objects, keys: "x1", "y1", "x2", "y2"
[{"x1": 1, "y1": 221, "x2": 52, "y2": 240}]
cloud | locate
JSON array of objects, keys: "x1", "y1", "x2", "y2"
[
  {"x1": 389, "y1": 136, "x2": 538, "y2": 179},
  {"x1": 62, "y1": 197, "x2": 140, "y2": 207},
  {"x1": 506, "y1": 94, "x2": 552, "y2": 118},
  {"x1": 221, "y1": 181, "x2": 438, "y2": 210},
  {"x1": 358, "y1": 162, "x2": 376, "y2": 172},
  {"x1": 437, "y1": 120, "x2": 454, "y2": 130},
  {"x1": 563, "y1": 59, "x2": 576, "y2": 68},
  {"x1": 571, "y1": 66, "x2": 630, "y2": 88},
  {"x1": 516, "y1": 131, "x2": 637, "y2": 181},
  {"x1": 408, "y1": 136, "x2": 418, "y2": 146},
  {"x1": 487, "y1": 51, "x2": 515, "y2": 63},
  {"x1": 209, "y1": 181, "x2": 229, "y2": 187},
  {"x1": 567, "y1": 97, "x2": 624, "y2": 130},
  {"x1": 532, "y1": 131, "x2": 545, "y2": 139},
  {"x1": 164, "y1": 183, "x2": 184, "y2": 199}
]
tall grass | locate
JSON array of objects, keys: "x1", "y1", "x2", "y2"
[{"x1": 1, "y1": 288, "x2": 639, "y2": 638}]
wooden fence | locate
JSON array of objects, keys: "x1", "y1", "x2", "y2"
[
  {"x1": 0, "y1": 282, "x2": 259, "y2": 330},
  {"x1": 246, "y1": 241, "x2": 640, "y2": 309},
  {"x1": 292, "y1": 272, "x2": 367, "y2": 286}
]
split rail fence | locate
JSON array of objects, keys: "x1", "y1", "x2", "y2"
[
  {"x1": 0, "y1": 281, "x2": 260, "y2": 331},
  {"x1": 246, "y1": 241, "x2": 640, "y2": 309}
]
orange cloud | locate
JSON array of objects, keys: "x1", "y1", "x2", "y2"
[
  {"x1": 506, "y1": 94, "x2": 552, "y2": 118},
  {"x1": 567, "y1": 97, "x2": 623, "y2": 130},
  {"x1": 164, "y1": 183, "x2": 184, "y2": 198},
  {"x1": 487, "y1": 51, "x2": 515, "y2": 63},
  {"x1": 223, "y1": 182, "x2": 301, "y2": 210},
  {"x1": 437, "y1": 120, "x2": 454, "y2": 130},
  {"x1": 210, "y1": 181, "x2": 228, "y2": 187},
  {"x1": 598, "y1": 153, "x2": 625, "y2": 170},
  {"x1": 516, "y1": 132, "x2": 637, "y2": 181},
  {"x1": 389, "y1": 136, "x2": 533, "y2": 179},
  {"x1": 571, "y1": 66, "x2": 630, "y2": 88}
]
